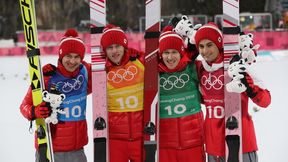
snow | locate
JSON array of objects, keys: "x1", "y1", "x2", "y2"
[{"x1": 0, "y1": 55, "x2": 287, "y2": 162}]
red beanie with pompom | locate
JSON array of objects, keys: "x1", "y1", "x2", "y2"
[
  {"x1": 194, "y1": 22, "x2": 223, "y2": 50},
  {"x1": 59, "y1": 29, "x2": 85, "y2": 60},
  {"x1": 158, "y1": 25, "x2": 185, "y2": 57},
  {"x1": 100, "y1": 24, "x2": 128, "y2": 53}
]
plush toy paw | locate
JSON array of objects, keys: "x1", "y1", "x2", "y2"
[
  {"x1": 226, "y1": 80, "x2": 247, "y2": 93},
  {"x1": 173, "y1": 15, "x2": 193, "y2": 38},
  {"x1": 226, "y1": 55, "x2": 247, "y2": 93},
  {"x1": 173, "y1": 15, "x2": 202, "y2": 45},
  {"x1": 227, "y1": 59, "x2": 246, "y2": 79}
]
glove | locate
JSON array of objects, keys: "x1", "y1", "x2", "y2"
[
  {"x1": 43, "y1": 64, "x2": 56, "y2": 76},
  {"x1": 241, "y1": 73, "x2": 258, "y2": 98},
  {"x1": 128, "y1": 48, "x2": 139, "y2": 61},
  {"x1": 32, "y1": 102, "x2": 52, "y2": 119},
  {"x1": 226, "y1": 79, "x2": 246, "y2": 93},
  {"x1": 226, "y1": 55, "x2": 247, "y2": 93},
  {"x1": 227, "y1": 59, "x2": 246, "y2": 79}
]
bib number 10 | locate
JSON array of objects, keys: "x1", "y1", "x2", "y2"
[
  {"x1": 164, "y1": 104, "x2": 186, "y2": 116},
  {"x1": 116, "y1": 96, "x2": 138, "y2": 109},
  {"x1": 207, "y1": 105, "x2": 224, "y2": 119},
  {"x1": 63, "y1": 106, "x2": 83, "y2": 118}
]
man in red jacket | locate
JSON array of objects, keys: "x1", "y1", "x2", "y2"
[
  {"x1": 157, "y1": 26, "x2": 205, "y2": 162},
  {"x1": 194, "y1": 22, "x2": 271, "y2": 162},
  {"x1": 100, "y1": 24, "x2": 144, "y2": 162},
  {"x1": 20, "y1": 29, "x2": 92, "y2": 162}
]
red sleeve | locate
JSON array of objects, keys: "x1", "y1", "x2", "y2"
[
  {"x1": 20, "y1": 74, "x2": 51, "y2": 121},
  {"x1": 137, "y1": 51, "x2": 145, "y2": 65},
  {"x1": 195, "y1": 60, "x2": 205, "y2": 105},
  {"x1": 195, "y1": 60, "x2": 202, "y2": 81},
  {"x1": 250, "y1": 87, "x2": 271, "y2": 108},
  {"x1": 82, "y1": 61, "x2": 92, "y2": 94},
  {"x1": 186, "y1": 49, "x2": 199, "y2": 61},
  {"x1": 19, "y1": 86, "x2": 34, "y2": 121},
  {"x1": 125, "y1": 47, "x2": 145, "y2": 64}
]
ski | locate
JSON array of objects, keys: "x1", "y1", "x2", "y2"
[
  {"x1": 143, "y1": 0, "x2": 161, "y2": 162},
  {"x1": 19, "y1": 0, "x2": 54, "y2": 162},
  {"x1": 89, "y1": 0, "x2": 108, "y2": 162},
  {"x1": 222, "y1": 0, "x2": 243, "y2": 162}
]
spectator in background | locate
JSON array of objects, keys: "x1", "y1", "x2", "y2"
[{"x1": 278, "y1": 10, "x2": 288, "y2": 29}]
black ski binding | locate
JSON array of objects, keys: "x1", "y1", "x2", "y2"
[
  {"x1": 37, "y1": 125, "x2": 46, "y2": 139},
  {"x1": 226, "y1": 116, "x2": 238, "y2": 130},
  {"x1": 94, "y1": 117, "x2": 106, "y2": 130},
  {"x1": 144, "y1": 121, "x2": 156, "y2": 135}
]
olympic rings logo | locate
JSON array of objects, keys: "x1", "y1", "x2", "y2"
[
  {"x1": 56, "y1": 75, "x2": 85, "y2": 93},
  {"x1": 159, "y1": 74, "x2": 189, "y2": 90},
  {"x1": 107, "y1": 65, "x2": 138, "y2": 83},
  {"x1": 201, "y1": 73, "x2": 224, "y2": 90}
]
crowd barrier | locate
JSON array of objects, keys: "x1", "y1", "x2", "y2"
[{"x1": 0, "y1": 31, "x2": 287, "y2": 56}]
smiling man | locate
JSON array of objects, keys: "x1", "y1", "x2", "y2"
[
  {"x1": 157, "y1": 26, "x2": 205, "y2": 162},
  {"x1": 100, "y1": 24, "x2": 145, "y2": 162},
  {"x1": 20, "y1": 28, "x2": 92, "y2": 162},
  {"x1": 194, "y1": 22, "x2": 271, "y2": 162}
]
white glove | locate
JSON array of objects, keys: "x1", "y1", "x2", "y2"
[
  {"x1": 226, "y1": 80, "x2": 247, "y2": 93},
  {"x1": 227, "y1": 59, "x2": 246, "y2": 79}
]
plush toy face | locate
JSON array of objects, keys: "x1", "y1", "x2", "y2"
[
  {"x1": 42, "y1": 91, "x2": 65, "y2": 108},
  {"x1": 173, "y1": 15, "x2": 193, "y2": 38},
  {"x1": 239, "y1": 33, "x2": 254, "y2": 50},
  {"x1": 239, "y1": 33, "x2": 260, "y2": 64}
]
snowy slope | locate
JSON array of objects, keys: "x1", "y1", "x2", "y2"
[
  {"x1": 0, "y1": 55, "x2": 287, "y2": 162},
  {"x1": 249, "y1": 59, "x2": 288, "y2": 162}
]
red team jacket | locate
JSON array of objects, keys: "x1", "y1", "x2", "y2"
[
  {"x1": 20, "y1": 61, "x2": 92, "y2": 152},
  {"x1": 106, "y1": 48, "x2": 145, "y2": 141},
  {"x1": 158, "y1": 50, "x2": 204, "y2": 149},
  {"x1": 195, "y1": 53, "x2": 271, "y2": 157}
]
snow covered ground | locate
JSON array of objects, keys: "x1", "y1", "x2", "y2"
[{"x1": 0, "y1": 53, "x2": 287, "y2": 162}]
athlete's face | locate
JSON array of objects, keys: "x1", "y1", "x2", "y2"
[
  {"x1": 198, "y1": 39, "x2": 220, "y2": 63},
  {"x1": 106, "y1": 44, "x2": 125, "y2": 65},
  {"x1": 62, "y1": 53, "x2": 82, "y2": 72},
  {"x1": 162, "y1": 49, "x2": 181, "y2": 70}
]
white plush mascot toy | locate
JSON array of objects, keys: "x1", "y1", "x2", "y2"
[
  {"x1": 173, "y1": 15, "x2": 202, "y2": 45},
  {"x1": 42, "y1": 88, "x2": 66, "y2": 124},
  {"x1": 226, "y1": 33, "x2": 261, "y2": 93},
  {"x1": 226, "y1": 55, "x2": 247, "y2": 93},
  {"x1": 239, "y1": 33, "x2": 260, "y2": 64}
]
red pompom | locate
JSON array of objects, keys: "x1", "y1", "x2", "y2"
[
  {"x1": 64, "y1": 28, "x2": 79, "y2": 37},
  {"x1": 103, "y1": 24, "x2": 117, "y2": 32}
]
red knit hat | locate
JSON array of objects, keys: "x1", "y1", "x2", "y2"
[
  {"x1": 195, "y1": 22, "x2": 223, "y2": 50},
  {"x1": 100, "y1": 24, "x2": 128, "y2": 53},
  {"x1": 159, "y1": 25, "x2": 185, "y2": 56},
  {"x1": 59, "y1": 29, "x2": 85, "y2": 60}
]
